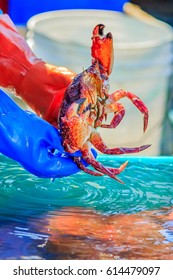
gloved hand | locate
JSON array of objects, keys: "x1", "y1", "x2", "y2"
[
  {"x1": 0, "y1": 12, "x2": 75, "y2": 127},
  {"x1": 0, "y1": 90, "x2": 96, "y2": 178}
]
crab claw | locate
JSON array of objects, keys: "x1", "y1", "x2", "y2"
[{"x1": 91, "y1": 24, "x2": 114, "y2": 76}]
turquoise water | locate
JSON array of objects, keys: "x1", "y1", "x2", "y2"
[{"x1": 0, "y1": 154, "x2": 173, "y2": 259}]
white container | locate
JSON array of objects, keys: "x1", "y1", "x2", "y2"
[{"x1": 27, "y1": 10, "x2": 173, "y2": 155}]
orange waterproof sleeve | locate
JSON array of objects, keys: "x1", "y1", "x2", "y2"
[{"x1": 0, "y1": 13, "x2": 75, "y2": 126}]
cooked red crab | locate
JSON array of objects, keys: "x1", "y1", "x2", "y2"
[{"x1": 59, "y1": 24, "x2": 150, "y2": 182}]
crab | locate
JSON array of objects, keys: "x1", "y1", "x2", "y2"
[{"x1": 58, "y1": 24, "x2": 150, "y2": 182}]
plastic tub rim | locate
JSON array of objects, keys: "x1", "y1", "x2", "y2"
[{"x1": 27, "y1": 9, "x2": 173, "y2": 50}]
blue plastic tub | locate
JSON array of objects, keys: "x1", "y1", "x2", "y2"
[{"x1": 9, "y1": 0, "x2": 128, "y2": 25}]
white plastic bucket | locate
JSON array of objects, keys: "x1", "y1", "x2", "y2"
[{"x1": 27, "y1": 10, "x2": 173, "y2": 155}]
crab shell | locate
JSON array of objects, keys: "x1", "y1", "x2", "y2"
[{"x1": 59, "y1": 61, "x2": 102, "y2": 153}]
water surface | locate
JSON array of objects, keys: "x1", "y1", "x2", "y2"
[{"x1": 0, "y1": 155, "x2": 173, "y2": 259}]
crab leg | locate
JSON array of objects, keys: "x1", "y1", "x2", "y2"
[
  {"x1": 105, "y1": 89, "x2": 149, "y2": 132},
  {"x1": 90, "y1": 130, "x2": 150, "y2": 155},
  {"x1": 101, "y1": 103, "x2": 125, "y2": 129},
  {"x1": 108, "y1": 161, "x2": 128, "y2": 175},
  {"x1": 80, "y1": 141, "x2": 126, "y2": 183},
  {"x1": 74, "y1": 155, "x2": 128, "y2": 177},
  {"x1": 74, "y1": 157, "x2": 103, "y2": 177}
]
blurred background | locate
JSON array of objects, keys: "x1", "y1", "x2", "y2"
[{"x1": 0, "y1": 0, "x2": 173, "y2": 156}]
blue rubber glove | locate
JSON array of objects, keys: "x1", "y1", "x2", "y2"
[{"x1": 0, "y1": 90, "x2": 95, "y2": 178}]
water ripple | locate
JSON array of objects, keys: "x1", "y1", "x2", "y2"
[{"x1": 0, "y1": 155, "x2": 173, "y2": 217}]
